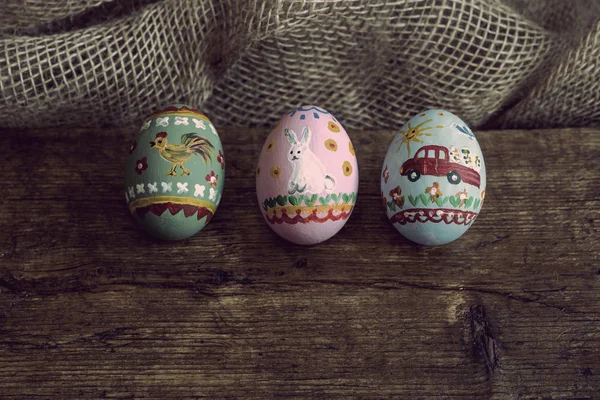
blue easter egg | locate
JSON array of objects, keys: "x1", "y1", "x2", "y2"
[{"x1": 381, "y1": 110, "x2": 486, "y2": 245}]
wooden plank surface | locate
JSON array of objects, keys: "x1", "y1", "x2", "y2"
[{"x1": 0, "y1": 126, "x2": 598, "y2": 399}]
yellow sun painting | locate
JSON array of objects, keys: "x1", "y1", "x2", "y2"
[{"x1": 395, "y1": 118, "x2": 433, "y2": 157}]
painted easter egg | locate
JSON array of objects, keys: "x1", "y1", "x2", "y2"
[
  {"x1": 124, "y1": 104, "x2": 225, "y2": 240},
  {"x1": 256, "y1": 105, "x2": 359, "y2": 245},
  {"x1": 381, "y1": 110, "x2": 486, "y2": 245}
]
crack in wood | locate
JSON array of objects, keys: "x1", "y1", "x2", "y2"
[
  {"x1": 475, "y1": 235, "x2": 510, "y2": 249},
  {"x1": 296, "y1": 279, "x2": 575, "y2": 313},
  {"x1": 0, "y1": 273, "x2": 576, "y2": 313},
  {"x1": 469, "y1": 304, "x2": 500, "y2": 375}
]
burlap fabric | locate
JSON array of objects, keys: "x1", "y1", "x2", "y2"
[{"x1": 1, "y1": 0, "x2": 599, "y2": 129}]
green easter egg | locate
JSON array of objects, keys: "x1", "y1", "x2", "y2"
[{"x1": 124, "y1": 104, "x2": 225, "y2": 240}]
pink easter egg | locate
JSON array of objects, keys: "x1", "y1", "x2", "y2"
[{"x1": 256, "y1": 106, "x2": 359, "y2": 245}]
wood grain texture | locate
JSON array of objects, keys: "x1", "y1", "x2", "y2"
[{"x1": 0, "y1": 126, "x2": 598, "y2": 399}]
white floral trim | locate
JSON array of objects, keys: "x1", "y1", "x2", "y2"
[
  {"x1": 126, "y1": 181, "x2": 220, "y2": 204},
  {"x1": 192, "y1": 118, "x2": 205, "y2": 129},
  {"x1": 156, "y1": 117, "x2": 169, "y2": 127},
  {"x1": 194, "y1": 184, "x2": 205, "y2": 197},
  {"x1": 177, "y1": 182, "x2": 189, "y2": 193},
  {"x1": 139, "y1": 116, "x2": 219, "y2": 137},
  {"x1": 140, "y1": 120, "x2": 151, "y2": 132},
  {"x1": 161, "y1": 182, "x2": 172, "y2": 192},
  {"x1": 147, "y1": 182, "x2": 158, "y2": 193},
  {"x1": 175, "y1": 117, "x2": 189, "y2": 126}
]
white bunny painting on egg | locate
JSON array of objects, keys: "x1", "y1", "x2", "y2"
[
  {"x1": 256, "y1": 106, "x2": 359, "y2": 245},
  {"x1": 284, "y1": 127, "x2": 336, "y2": 195}
]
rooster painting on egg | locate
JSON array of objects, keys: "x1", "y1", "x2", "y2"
[
  {"x1": 124, "y1": 104, "x2": 224, "y2": 241},
  {"x1": 285, "y1": 126, "x2": 336, "y2": 195},
  {"x1": 150, "y1": 131, "x2": 214, "y2": 176},
  {"x1": 256, "y1": 105, "x2": 359, "y2": 245}
]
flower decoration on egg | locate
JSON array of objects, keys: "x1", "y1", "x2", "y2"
[
  {"x1": 383, "y1": 165, "x2": 389, "y2": 184},
  {"x1": 174, "y1": 117, "x2": 189, "y2": 126},
  {"x1": 381, "y1": 192, "x2": 387, "y2": 208},
  {"x1": 135, "y1": 156, "x2": 148, "y2": 175},
  {"x1": 161, "y1": 182, "x2": 172, "y2": 192},
  {"x1": 147, "y1": 182, "x2": 158, "y2": 194},
  {"x1": 270, "y1": 166, "x2": 281, "y2": 179},
  {"x1": 205, "y1": 171, "x2": 219, "y2": 187},
  {"x1": 192, "y1": 118, "x2": 205, "y2": 129},
  {"x1": 156, "y1": 117, "x2": 169, "y2": 127},
  {"x1": 461, "y1": 148, "x2": 472, "y2": 166},
  {"x1": 266, "y1": 140, "x2": 275, "y2": 152},
  {"x1": 328, "y1": 121, "x2": 340, "y2": 133},
  {"x1": 474, "y1": 156, "x2": 482, "y2": 171},
  {"x1": 129, "y1": 140, "x2": 137, "y2": 155},
  {"x1": 389, "y1": 186, "x2": 404, "y2": 207},
  {"x1": 425, "y1": 182, "x2": 443, "y2": 203},
  {"x1": 455, "y1": 189, "x2": 468, "y2": 207},
  {"x1": 342, "y1": 161, "x2": 353, "y2": 177},
  {"x1": 349, "y1": 141, "x2": 355, "y2": 156},
  {"x1": 217, "y1": 150, "x2": 225, "y2": 169},
  {"x1": 449, "y1": 146, "x2": 461, "y2": 163},
  {"x1": 194, "y1": 184, "x2": 205, "y2": 197},
  {"x1": 325, "y1": 139, "x2": 338, "y2": 152}
]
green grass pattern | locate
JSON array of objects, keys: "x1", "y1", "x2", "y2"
[
  {"x1": 262, "y1": 192, "x2": 357, "y2": 211},
  {"x1": 388, "y1": 193, "x2": 484, "y2": 212},
  {"x1": 448, "y1": 196, "x2": 460, "y2": 207},
  {"x1": 435, "y1": 196, "x2": 449, "y2": 207}
]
